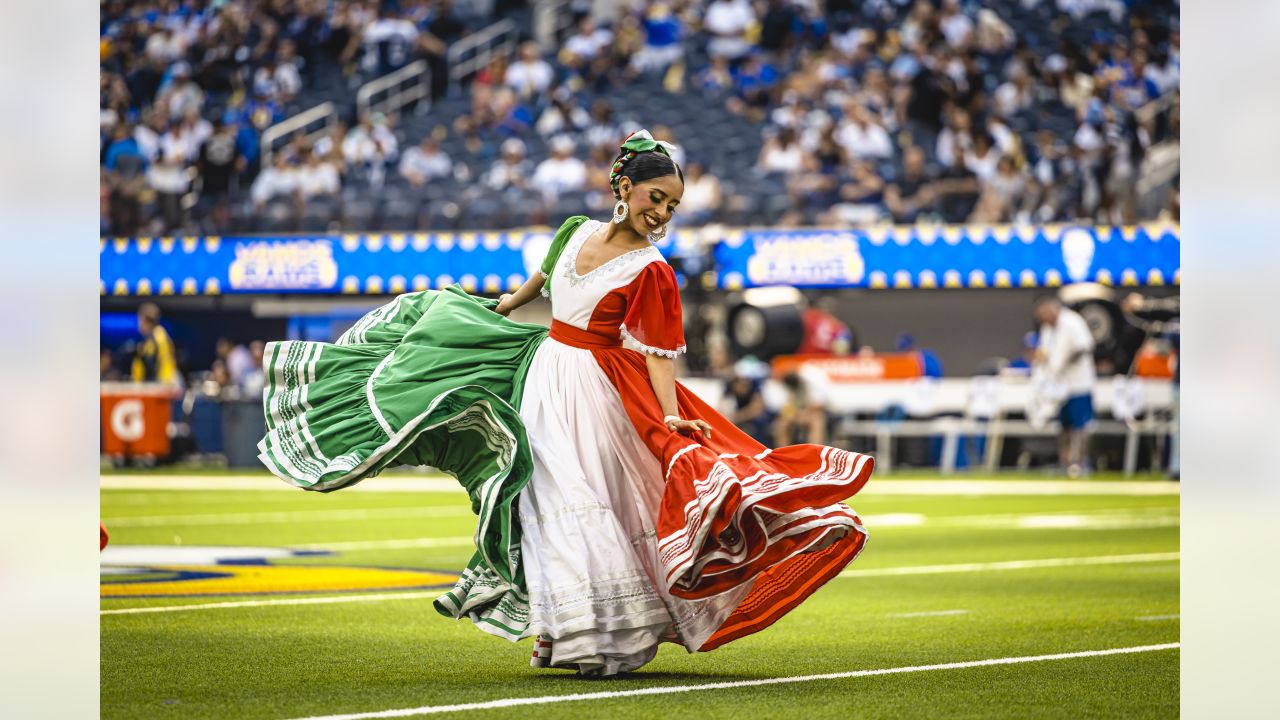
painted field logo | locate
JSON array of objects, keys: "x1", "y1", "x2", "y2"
[{"x1": 100, "y1": 546, "x2": 459, "y2": 598}]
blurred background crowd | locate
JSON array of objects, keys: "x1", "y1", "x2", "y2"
[{"x1": 101, "y1": 0, "x2": 1180, "y2": 236}]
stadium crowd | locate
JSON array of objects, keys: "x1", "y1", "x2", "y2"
[{"x1": 100, "y1": 0, "x2": 1178, "y2": 236}]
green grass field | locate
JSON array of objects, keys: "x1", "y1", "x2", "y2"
[{"x1": 101, "y1": 472, "x2": 1179, "y2": 719}]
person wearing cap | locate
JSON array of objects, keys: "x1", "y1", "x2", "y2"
[
  {"x1": 1034, "y1": 296, "x2": 1096, "y2": 477},
  {"x1": 258, "y1": 130, "x2": 873, "y2": 676}
]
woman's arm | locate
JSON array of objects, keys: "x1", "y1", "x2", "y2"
[
  {"x1": 645, "y1": 354, "x2": 712, "y2": 438},
  {"x1": 494, "y1": 271, "x2": 546, "y2": 316}
]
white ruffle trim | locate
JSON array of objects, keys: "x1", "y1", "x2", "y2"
[
  {"x1": 619, "y1": 325, "x2": 685, "y2": 358},
  {"x1": 540, "y1": 284, "x2": 550, "y2": 298}
]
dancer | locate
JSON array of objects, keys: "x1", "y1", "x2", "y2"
[{"x1": 259, "y1": 130, "x2": 873, "y2": 676}]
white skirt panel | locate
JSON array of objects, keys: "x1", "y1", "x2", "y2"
[{"x1": 517, "y1": 338, "x2": 751, "y2": 675}]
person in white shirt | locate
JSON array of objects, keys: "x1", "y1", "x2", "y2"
[
  {"x1": 563, "y1": 17, "x2": 613, "y2": 65},
  {"x1": 296, "y1": 149, "x2": 341, "y2": 200},
  {"x1": 504, "y1": 41, "x2": 555, "y2": 100},
  {"x1": 704, "y1": 0, "x2": 754, "y2": 61},
  {"x1": 399, "y1": 136, "x2": 454, "y2": 187},
  {"x1": 251, "y1": 153, "x2": 299, "y2": 210},
  {"x1": 532, "y1": 135, "x2": 588, "y2": 203},
  {"x1": 834, "y1": 104, "x2": 894, "y2": 160},
  {"x1": 1034, "y1": 297, "x2": 1097, "y2": 477}
]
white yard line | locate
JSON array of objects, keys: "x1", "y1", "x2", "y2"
[
  {"x1": 100, "y1": 475, "x2": 465, "y2": 493},
  {"x1": 101, "y1": 475, "x2": 1180, "y2": 496},
  {"x1": 103, "y1": 506, "x2": 472, "y2": 527},
  {"x1": 281, "y1": 643, "x2": 1180, "y2": 720},
  {"x1": 292, "y1": 537, "x2": 477, "y2": 552},
  {"x1": 840, "y1": 552, "x2": 1178, "y2": 578},
  {"x1": 102, "y1": 552, "x2": 1178, "y2": 616},
  {"x1": 887, "y1": 609, "x2": 970, "y2": 618},
  {"x1": 100, "y1": 591, "x2": 439, "y2": 616},
  {"x1": 1135, "y1": 614, "x2": 1180, "y2": 622}
]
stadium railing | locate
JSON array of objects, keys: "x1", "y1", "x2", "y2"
[
  {"x1": 357, "y1": 60, "x2": 432, "y2": 120},
  {"x1": 447, "y1": 19, "x2": 519, "y2": 85},
  {"x1": 260, "y1": 101, "x2": 339, "y2": 166}
]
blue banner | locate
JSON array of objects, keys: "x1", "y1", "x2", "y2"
[
  {"x1": 711, "y1": 223, "x2": 1179, "y2": 290},
  {"x1": 100, "y1": 223, "x2": 1179, "y2": 296}
]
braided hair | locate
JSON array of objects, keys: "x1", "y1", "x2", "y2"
[{"x1": 608, "y1": 130, "x2": 684, "y2": 199}]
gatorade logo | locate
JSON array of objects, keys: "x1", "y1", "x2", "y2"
[{"x1": 111, "y1": 399, "x2": 145, "y2": 442}]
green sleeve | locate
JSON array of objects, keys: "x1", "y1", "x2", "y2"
[{"x1": 539, "y1": 215, "x2": 590, "y2": 297}]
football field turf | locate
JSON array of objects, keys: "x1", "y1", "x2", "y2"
[{"x1": 101, "y1": 472, "x2": 1179, "y2": 719}]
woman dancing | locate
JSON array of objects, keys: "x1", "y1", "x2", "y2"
[{"x1": 258, "y1": 130, "x2": 873, "y2": 676}]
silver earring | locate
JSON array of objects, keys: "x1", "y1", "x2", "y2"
[
  {"x1": 612, "y1": 200, "x2": 629, "y2": 224},
  {"x1": 647, "y1": 224, "x2": 667, "y2": 244}
]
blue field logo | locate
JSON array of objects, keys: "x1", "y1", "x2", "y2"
[{"x1": 100, "y1": 546, "x2": 460, "y2": 598}]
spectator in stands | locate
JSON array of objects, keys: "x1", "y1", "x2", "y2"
[
  {"x1": 679, "y1": 162, "x2": 722, "y2": 225},
  {"x1": 313, "y1": 120, "x2": 350, "y2": 173},
  {"x1": 632, "y1": 1, "x2": 684, "y2": 75},
  {"x1": 829, "y1": 161, "x2": 886, "y2": 225},
  {"x1": 938, "y1": 0, "x2": 974, "y2": 50},
  {"x1": 693, "y1": 54, "x2": 734, "y2": 94},
  {"x1": 196, "y1": 119, "x2": 240, "y2": 224},
  {"x1": 132, "y1": 303, "x2": 178, "y2": 385},
  {"x1": 757, "y1": 127, "x2": 805, "y2": 175},
  {"x1": 536, "y1": 89, "x2": 591, "y2": 137},
  {"x1": 356, "y1": 4, "x2": 420, "y2": 77},
  {"x1": 583, "y1": 100, "x2": 626, "y2": 149},
  {"x1": 1033, "y1": 296, "x2": 1096, "y2": 478},
  {"x1": 418, "y1": 0, "x2": 467, "y2": 101},
  {"x1": 936, "y1": 108, "x2": 974, "y2": 168},
  {"x1": 504, "y1": 41, "x2": 555, "y2": 101},
  {"x1": 343, "y1": 113, "x2": 399, "y2": 187},
  {"x1": 931, "y1": 150, "x2": 981, "y2": 223},
  {"x1": 399, "y1": 136, "x2": 454, "y2": 187},
  {"x1": 704, "y1": 0, "x2": 755, "y2": 65},
  {"x1": 133, "y1": 110, "x2": 168, "y2": 166},
  {"x1": 884, "y1": 146, "x2": 933, "y2": 223},
  {"x1": 158, "y1": 63, "x2": 205, "y2": 122},
  {"x1": 532, "y1": 136, "x2": 588, "y2": 204},
  {"x1": 728, "y1": 52, "x2": 778, "y2": 122},
  {"x1": 251, "y1": 152, "x2": 299, "y2": 212},
  {"x1": 483, "y1": 138, "x2": 531, "y2": 193},
  {"x1": 965, "y1": 132, "x2": 1000, "y2": 183},
  {"x1": 146, "y1": 147, "x2": 189, "y2": 232},
  {"x1": 971, "y1": 154, "x2": 1030, "y2": 223},
  {"x1": 167, "y1": 107, "x2": 214, "y2": 164},
  {"x1": 103, "y1": 122, "x2": 149, "y2": 173},
  {"x1": 993, "y1": 64, "x2": 1035, "y2": 119},
  {"x1": 835, "y1": 103, "x2": 894, "y2": 161},
  {"x1": 562, "y1": 16, "x2": 614, "y2": 87},
  {"x1": 296, "y1": 147, "x2": 341, "y2": 201}
]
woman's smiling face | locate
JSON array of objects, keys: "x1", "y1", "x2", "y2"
[{"x1": 620, "y1": 173, "x2": 684, "y2": 236}]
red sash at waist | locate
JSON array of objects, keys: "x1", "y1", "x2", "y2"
[{"x1": 549, "y1": 320, "x2": 621, "y2": 350}]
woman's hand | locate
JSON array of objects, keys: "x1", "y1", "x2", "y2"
[
  {"x1": 494, "y1": 293, "x2": 516, "y2": 317},
  {"x1": 666, "y1": 416, "x2": 712, "y2": 439}
]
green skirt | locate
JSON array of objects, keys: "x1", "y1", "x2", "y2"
[{"x1": 257, "y1": 286, "x2": 548, "y2": 638}]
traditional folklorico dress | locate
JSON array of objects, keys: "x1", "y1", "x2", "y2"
[{"x1": 258, "y1": 216, "x2": 874, "y2": 675}]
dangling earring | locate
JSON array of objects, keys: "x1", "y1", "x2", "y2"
[
  {"x1": 612, "y1": 200, "x2": 629, "y2": 224},
  {"x1": 647, "y1": 224, "x2": 667, "y2": 244}
]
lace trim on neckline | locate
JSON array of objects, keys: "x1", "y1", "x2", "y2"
[
  {"x1": 619, "y1": 324, "x2": 686, "y2": 359},
  {"x1": 562, "y1": 221, "x2": 659, "y2": 288}
]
